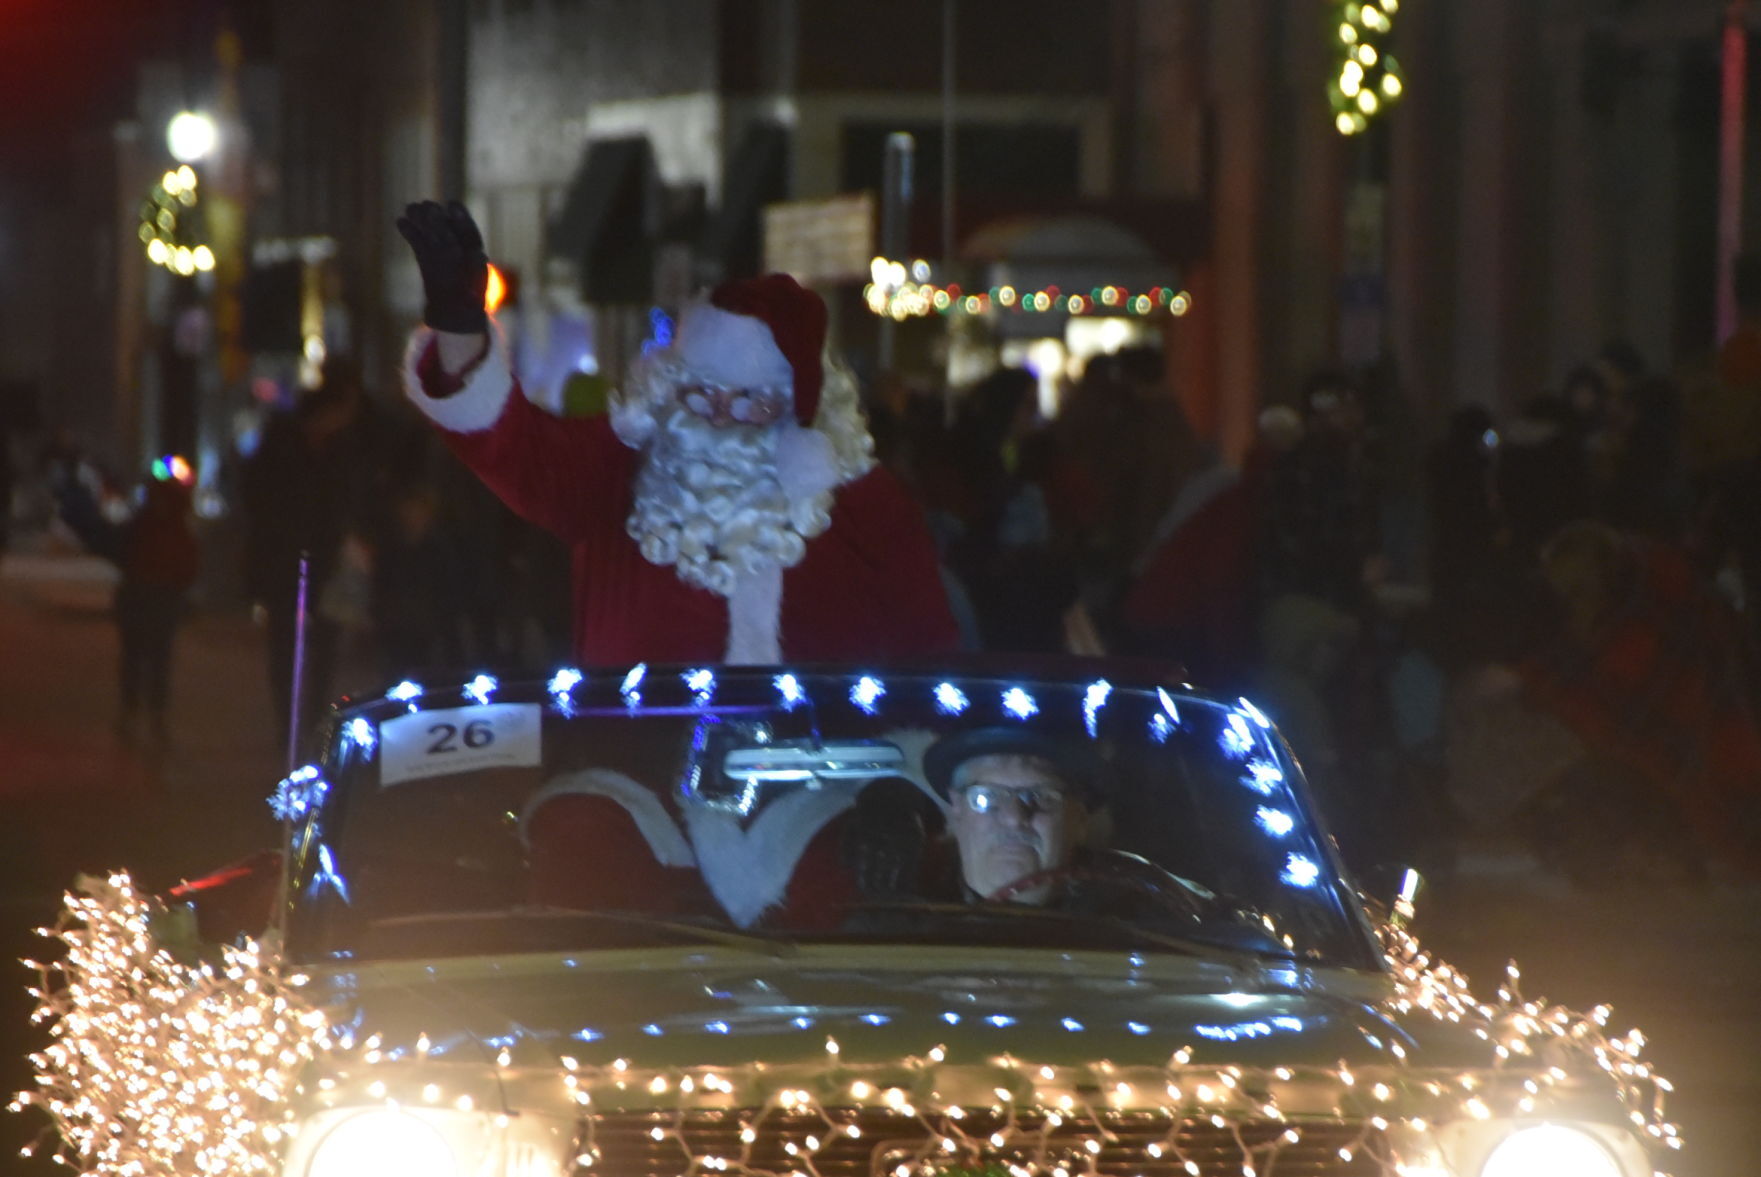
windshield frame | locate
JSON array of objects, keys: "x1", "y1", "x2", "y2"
[{"x1": 279, "y1": 665, "x2": 1385, "y2": 972}]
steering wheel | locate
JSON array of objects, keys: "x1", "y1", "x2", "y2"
[{"x1": 985, "y1": 852, "x2": 1214, "y2": 918}]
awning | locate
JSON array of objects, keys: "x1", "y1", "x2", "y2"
[
  {"x1": 700, "y1": 121, "x2": 790, "y2": 281},
  {"x1": 963, "y1": 214, "x2": 1178, "y2": 295},
  {"x1": 548, "y1": 137, "x2": 662, "y2": 303}
]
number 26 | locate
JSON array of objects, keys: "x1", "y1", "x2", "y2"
[{"x1": 427, "y1": 720, "x2": 495, "y2": 753}]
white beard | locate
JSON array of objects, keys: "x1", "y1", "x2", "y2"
[{"x1": 624, "y1": 403, "x2": 835, "y2": 599}]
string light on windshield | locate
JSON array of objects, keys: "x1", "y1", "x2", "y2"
[
  {"x1": 342, "y1": 717, "x2": 376, "y2": 756},
  {"x1": 1281, "y1": 853, "x2": 1322, "y2": 889},
  {"x1": 1255, "y1": 807, "x2": 1296, "y2": 837},
  {"x1": 1082, "y1": 680, "x2": 1111, "y2": 736},
  {"x1": 269, "y1": 764, "x2": 327, "y2": 820},
  {"x1": 1243, "y1": 759, "x2": 1285, "y2": 796},
  {"x1": 386, "y1": 680, "x2": 423, "y2": 713},
  {"x1": 1156, "y1": 688, "x2": 1182, "y2": 726},
  {"x1": 1238, "y1": 698, "x2": 1272, "y2": 728},
  {"x1": 1221, "y1": 714, "x2": 1256, "y2": 758},
  {"x1": 683, "y1": 668, "x2": 717, "y2": 706},
  {"x1": 1001, "y1": 687, "x2": 1039, "y2": 721},
  {"x1": 620, "y1": 663, "x2": 647, "y2": 708},
  {"x1": 463, "y1": 674, "x2": 498, "y2": 705},
  {"x1": 851, "y1": 676, "x2": 886, "y2": 715},
  {"x1": 934, "y1": 682, "x2": 970, "y2": 715},
  {"x1": 549, "y1": 667, "x2": 583, "y2": 715},
  {"x1": 774, "y1": 673, "x2": 806, "y2": 710}
]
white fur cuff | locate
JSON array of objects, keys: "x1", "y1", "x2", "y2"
[{"x1": 401, "y1": 324, "x2": 515, "y2": 433}]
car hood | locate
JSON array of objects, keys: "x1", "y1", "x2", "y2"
[{"x1": 305, "y1": 943, "x2": 1497, "y2": 1099}]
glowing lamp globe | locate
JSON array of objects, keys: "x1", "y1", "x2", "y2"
[
  {"x1": 485, "y1": 262, "x2": 507, "y2": 314},
  {"x1": 167, "y1": 111, "x2": 218, "y2": 163}
]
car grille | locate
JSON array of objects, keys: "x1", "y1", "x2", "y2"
[{"x1": 578, "y1": 1109, "x2": 1389, "y2": 1177}]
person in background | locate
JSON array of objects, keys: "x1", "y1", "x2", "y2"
[
  {"x1": 370, "y1": 480, "x2": 468, "y2": 680},
  {"x1": 1497, "y1": 392, "x2": 1590, "y2": 567},
  {"x1": 1425, "y1": 404, "x2": 1506, "y2": 657},
  {"x1": 939, "y1": 367, "x2": 1073, "y2": 652},
  {"x1": 1604, "y1": 375, "x2": 1690, "y2": 541},
  {"x1": 1686, "y1": 256, "x2": 1761, "y2": 492},
  {"x1": 239, "y1": 357, "x2": 379, "y2": 748},
  {"x1": 1516, "y1": 520, "x2": 1761, "y2": 881},
  {"x1": 0, "y1": 417, "x2": 15, "y2": 558},
  {"x1": 1258, "y1": 369, "x2": 1383, "y2": 617},
  {"x1": 53, "y1": 461, "x2": 201, "y2": 745}
]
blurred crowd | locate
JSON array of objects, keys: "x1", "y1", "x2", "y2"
[{"x1": 9, "y1": 279, "x2": 1761, "y2": 888}]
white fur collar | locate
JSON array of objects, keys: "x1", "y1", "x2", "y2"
[
  {"x1": 725, "y1": 563, "x2": 784, "y2": 663},
  {"x1": 681, "y1": 786, "x2": 856, "y2": 927},
  {"x1": 520, "y1": 768, "x2": 696, "y2": 867}
]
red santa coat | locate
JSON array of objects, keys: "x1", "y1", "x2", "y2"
[{"x1": 405, "y1": 330, "x2": 960, "y2": 664}]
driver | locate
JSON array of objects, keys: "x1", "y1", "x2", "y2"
[{"x1": 924, "y1": 729, "x2": 1101, "y2": 905}]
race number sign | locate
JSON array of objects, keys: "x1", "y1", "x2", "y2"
[{"x1": 380, "y1": 703, "x2": 543, "y2": 786}]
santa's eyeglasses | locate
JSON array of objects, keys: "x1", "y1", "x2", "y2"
[
  {"x1": 956, "y1": 782, "x2": 1068, "y2": 819},
  {"x1": 676, "y1": 381, "x2": 789, "y2": 426}
]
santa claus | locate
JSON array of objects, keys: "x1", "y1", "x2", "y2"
[{"x1": 396, "y1": 200, "x2": 959, "y2": 664}]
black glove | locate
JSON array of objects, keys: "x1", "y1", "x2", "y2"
[
  {"x1": 396, "y1": 200, "x2": 489, "y2": 334},
  {"x1": 840, "y1": 778, "x2": 937, "y2": 897}
]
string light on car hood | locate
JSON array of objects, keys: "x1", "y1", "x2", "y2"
[{"x1": 18, "y1": 869, "x2": 1677, "y2": 1177}]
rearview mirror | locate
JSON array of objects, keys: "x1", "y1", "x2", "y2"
[{"x1": 722, "y1": 739, "x2": 906, "y2": 784}]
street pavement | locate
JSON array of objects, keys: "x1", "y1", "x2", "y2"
[{"x1": 0, "y1": 545, "x2": 1754, "y2": 1175}]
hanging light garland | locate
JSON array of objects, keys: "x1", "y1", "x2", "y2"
[
  {"x1": 138, "y1": 165, "x2": 216, "y2": 276},
  {"x1": 865, "y1": 258, "x2": 1191, "y2": 322},
  {"x1": 1330, "y1": 1, "x2": 1404, "y2": 136}
]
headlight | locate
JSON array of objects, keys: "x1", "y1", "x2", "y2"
[
  {"x1": 1480, "y1": 1124, "x2": 1623, "y2": 1177},
  {"x1": 306, "y1": 1108, "x2": 459, "y2": 1177}
]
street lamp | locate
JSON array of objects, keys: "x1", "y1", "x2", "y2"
[{"x1": 166, "y1": 110, "x2": 217, "y2": 164}]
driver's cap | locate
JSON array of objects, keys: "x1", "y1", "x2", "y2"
[{"x1": 922, "y1": 727, "x2": 1105, "y2": 806}]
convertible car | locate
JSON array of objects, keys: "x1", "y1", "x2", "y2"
[{"x1": 22, "y1": 662, "x2": 1675, "y2": 1177}]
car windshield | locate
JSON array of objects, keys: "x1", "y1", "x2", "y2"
[{"x1": 281, "y1": 668, "x2": 1376, "y2": 968}]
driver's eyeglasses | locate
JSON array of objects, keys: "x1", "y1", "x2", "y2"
[
  {"x1": 677, "y1": 382, "x2": 788, "y2": 425},
  {"x1": 957, "y1": 783, "x2": 1067, "y2": 818}
]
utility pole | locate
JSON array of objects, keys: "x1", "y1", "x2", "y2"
[
  {"x1": 878, "y1": 133, "x2": 915, "y2": 374},
  {"x1": 1717, "y1": 0, "x2": 1748, "y2": 343},
  {"x1": 438, "y1": 0, "x2": 469, "y2": 202}
]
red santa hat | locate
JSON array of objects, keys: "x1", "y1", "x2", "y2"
[{"x1": 676, "y1": 273, "x2": 826, "y2": 427}]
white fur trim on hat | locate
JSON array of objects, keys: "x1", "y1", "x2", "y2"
[
  {"x1": 676, "y1": 302, "x2": 794, "y2": 393},
  {"x1": 401, "y1": 324, "x2": 515, "y2": 433}
]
